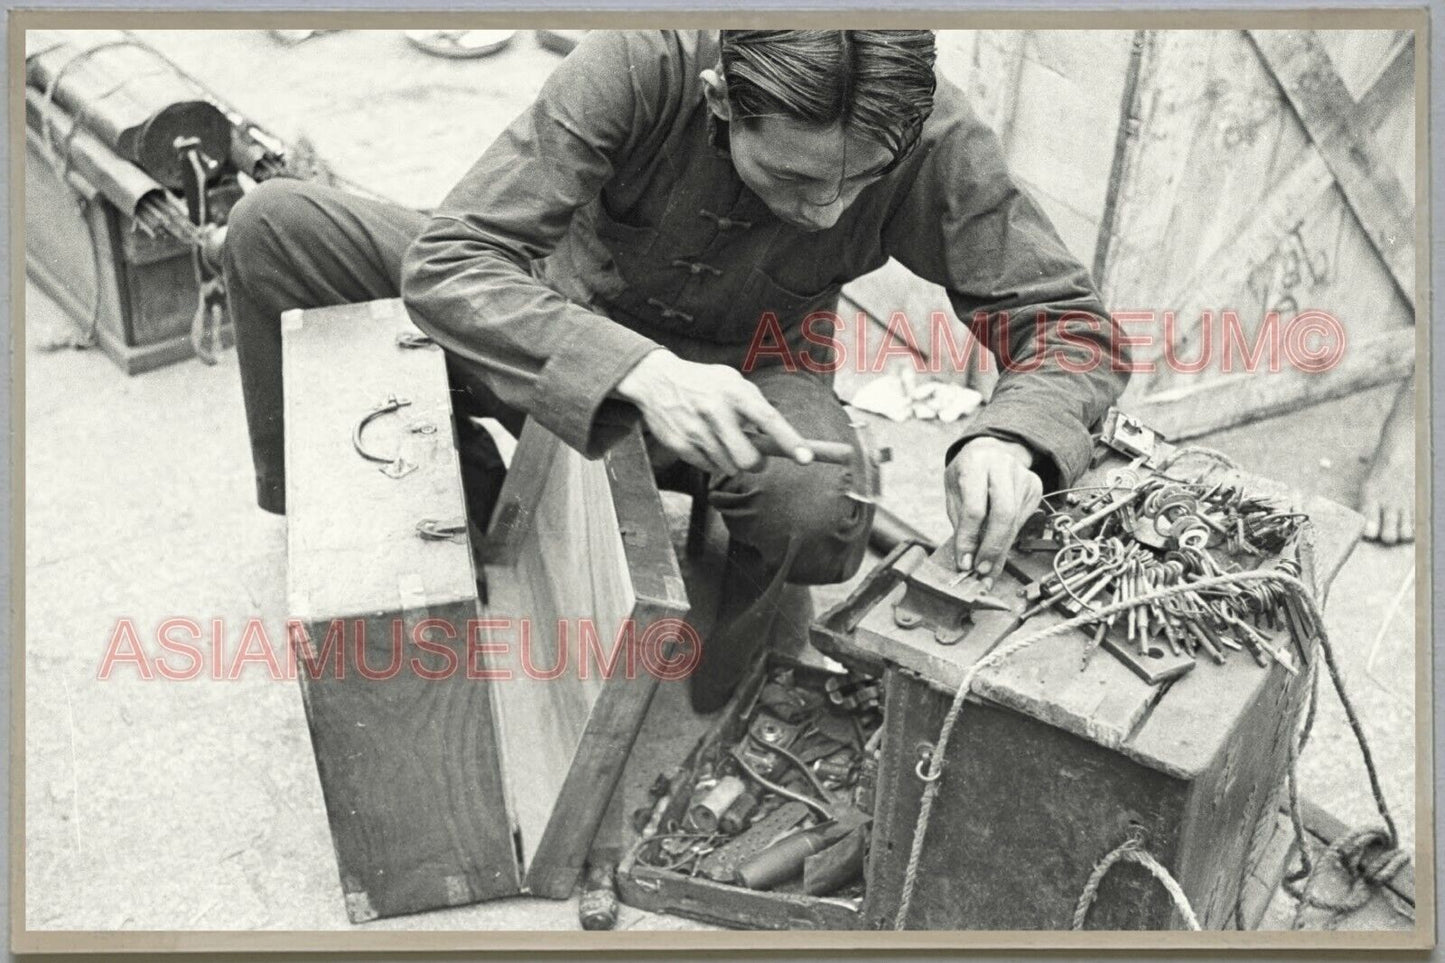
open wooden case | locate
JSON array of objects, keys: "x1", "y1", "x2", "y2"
[
  {"x1": 476, "y1": 418, "x2": 691, "y2": 898},
  {"x1": 616, "y1": 653, "x2": 878, "y2": 930},
  {"x1": 284, "y1": 298, "x2": 687, "y2": 921}
]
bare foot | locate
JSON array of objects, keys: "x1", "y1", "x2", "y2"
[{"x1": 1359, "y1": 378, "x2": 1415, "y2": 545}]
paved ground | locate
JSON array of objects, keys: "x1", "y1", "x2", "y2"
[{"x1": 21, "y1": 29, "x2": 1418, "y2": 933}]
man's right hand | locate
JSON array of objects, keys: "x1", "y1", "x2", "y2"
[{"x1": 614, "y1": 349, "x2": 814, "y2": 476}]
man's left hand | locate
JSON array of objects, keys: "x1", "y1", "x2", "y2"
[{"x1": 944, "y1": 436, "x2": 1044, "y2": 588}]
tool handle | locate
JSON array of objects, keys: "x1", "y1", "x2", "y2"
[{"x1": 744, "y1": 431, "x2": 855, "y2": 466}]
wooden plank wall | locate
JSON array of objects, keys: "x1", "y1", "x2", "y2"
[
  {"x1": 938, "y1": 30, "x2": 1137, "y2": 270},
  {"x1": 1105, "y1": 30, "x2": 1414, "y2": 402},
  {"x1": 843, "y1": 29, "x2": 1417, "y2": 438}
]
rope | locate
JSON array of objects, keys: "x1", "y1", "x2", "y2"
[
  {"x1": 1290, "y1": 827, "x2": 1411, "y2": 929},
  {"x1": 1072, "y1": 833, "x2": 1201, "y2": 931},
  {"x1": 1284, "y1": 665, "x2": 1320, "y2": 888},
  {"x1": 891, "y1": 566, "x2": 1407, "y2": 931},
  {"x1": 1156, "y1": 444, "x2": 1240, "y2": 474}
]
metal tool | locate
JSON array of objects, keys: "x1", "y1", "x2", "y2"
[{"x1": 741, "y1": 429, "x2": 857, "y2": 467}]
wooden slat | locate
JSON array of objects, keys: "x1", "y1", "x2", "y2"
[
  {"x1": 935, "y1": 30, "x2": 1029, "y2": 146},
  {"x1": 1131, "y1": 325, "x2": 1417, "y2": 441},
  {"x1": 1130, "y1": 33, "x2": 1412, "y2": 398},
  {"x1": 1248, "y1": 29, "x2": 1416, "y2": 304},
  {"x1": 1096, "y1": 30, "x2": 1230, "y2": 312}
]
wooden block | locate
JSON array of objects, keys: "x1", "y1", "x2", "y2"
[{"x1": 284, "y1": 299, "x2": 518, "y2": 921}]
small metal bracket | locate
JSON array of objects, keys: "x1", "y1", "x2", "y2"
[
  {"x1": 415, "y1": 518, "x2": 468, "y2": 543},
  {"x1": 1099, "y1": 633, "x2": 1196, "y2": 685},
  {"x1": 914, "y1": 743, "x2": 941, "y2": 782},
  {"x1": 396, "y1": 331, "x2": 437, "y2": 350}
]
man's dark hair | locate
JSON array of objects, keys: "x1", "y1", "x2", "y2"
[{"x1": 719, "y1": 30, "x2": 938, "y2": 168}]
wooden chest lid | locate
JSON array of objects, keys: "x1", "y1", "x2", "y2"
[{"x1": 283, "y1": 299, "x2": 477, "y2": 624}]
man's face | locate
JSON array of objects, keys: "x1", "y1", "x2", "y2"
[{"x1": 726, "y1": 115, "x2": 896, "y2": 233}]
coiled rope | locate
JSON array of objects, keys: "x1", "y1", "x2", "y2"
[{"x1": 892, "y1": 567, "x2": 1407, "y2": 931}]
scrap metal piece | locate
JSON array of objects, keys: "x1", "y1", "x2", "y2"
[
  {"x1": 1100, "y1": 630, "x2": 1196, "y2": 684},
  {"x1": 888, "y1": 544, "x2": 1014, "y2": 647},
  {"x1": 1099, "y1": 407, "x2": 1171, "y2": 467}
]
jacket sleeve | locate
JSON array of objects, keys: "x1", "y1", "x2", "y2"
[
  {"x1": 882, "y1": 100, "x2": 1129, "y2": 491},
  {"x1": 401, "y1": 31, "x2": 667, "y2": 457}
]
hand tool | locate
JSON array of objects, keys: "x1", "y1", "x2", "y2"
[{"x1": 742, "y1": 429, "x2": 856, "y2": 466}]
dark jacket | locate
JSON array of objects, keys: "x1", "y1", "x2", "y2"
[{"x1": 402, "y1": 29, "x2": 1127, "y2": 489}]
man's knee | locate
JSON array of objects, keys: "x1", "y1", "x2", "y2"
[
  {"x1": 719, "y1": 464, "x2": 873, "y2": 585},
  {"x1": 222, "y1": 178, "x2": 322, "y2": 280}
]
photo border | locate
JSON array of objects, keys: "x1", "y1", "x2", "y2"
[{"x1": 5, "y1": 4, "x2": 1434, "y2": 955}]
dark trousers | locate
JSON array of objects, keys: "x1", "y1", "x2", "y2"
[{"x1": 224, "y1": 177, "x2": 872, "y2": 586}]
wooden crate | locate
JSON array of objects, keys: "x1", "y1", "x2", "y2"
[
  {"x1": 809, "y1": 454, "x2": 1361, "y2": 930},
  {"x1": 24, "y1": 126, "x2": 236, "y2": 374},
  {"x1": 284, "y1": 298, "x2": 687, "y2": 920}
]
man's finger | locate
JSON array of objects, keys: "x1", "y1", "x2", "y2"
[
  {"x1": 702, "y1": 404, "x2": 764, "y2": 473},
  {"x1": 944, "y1": 468, "x2": 962, "y2": 529},
  {"x1": 953, "y1": 461, "x2": 989, "y2": 573},
  {"x1": 655, "y1": 423, "x2": 723, "y2": 477},
  {"x1": 733, "y1": 390, "x2": 814, "y2": 464},
  {"x1": 698, "y1": 434, "x2": 739, "y2": 477},
  {"x1": 1019, "y1": 474, "x2": 1045, "y2": 521},
  {"x1": 670, "y1": 413, "x2": 736, "y2": 476},
  {"x1": 973, "y1": 471, "x2": 1019, "y2": 578},
  {"x1": 944, "y1": 467, "x2": 965, "y2": 568}
]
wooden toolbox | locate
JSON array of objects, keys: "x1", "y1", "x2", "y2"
[
  {"x1": 284, "y1": 298, "x2": 687, "y2": 921},
  {"x1": 807, "y1": 453, "x2": 1362, "y2": 931}
]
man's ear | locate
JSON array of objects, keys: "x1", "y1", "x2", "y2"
[{"x1": 700, "y1": 66, "x2": 732, "y2": 122}]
